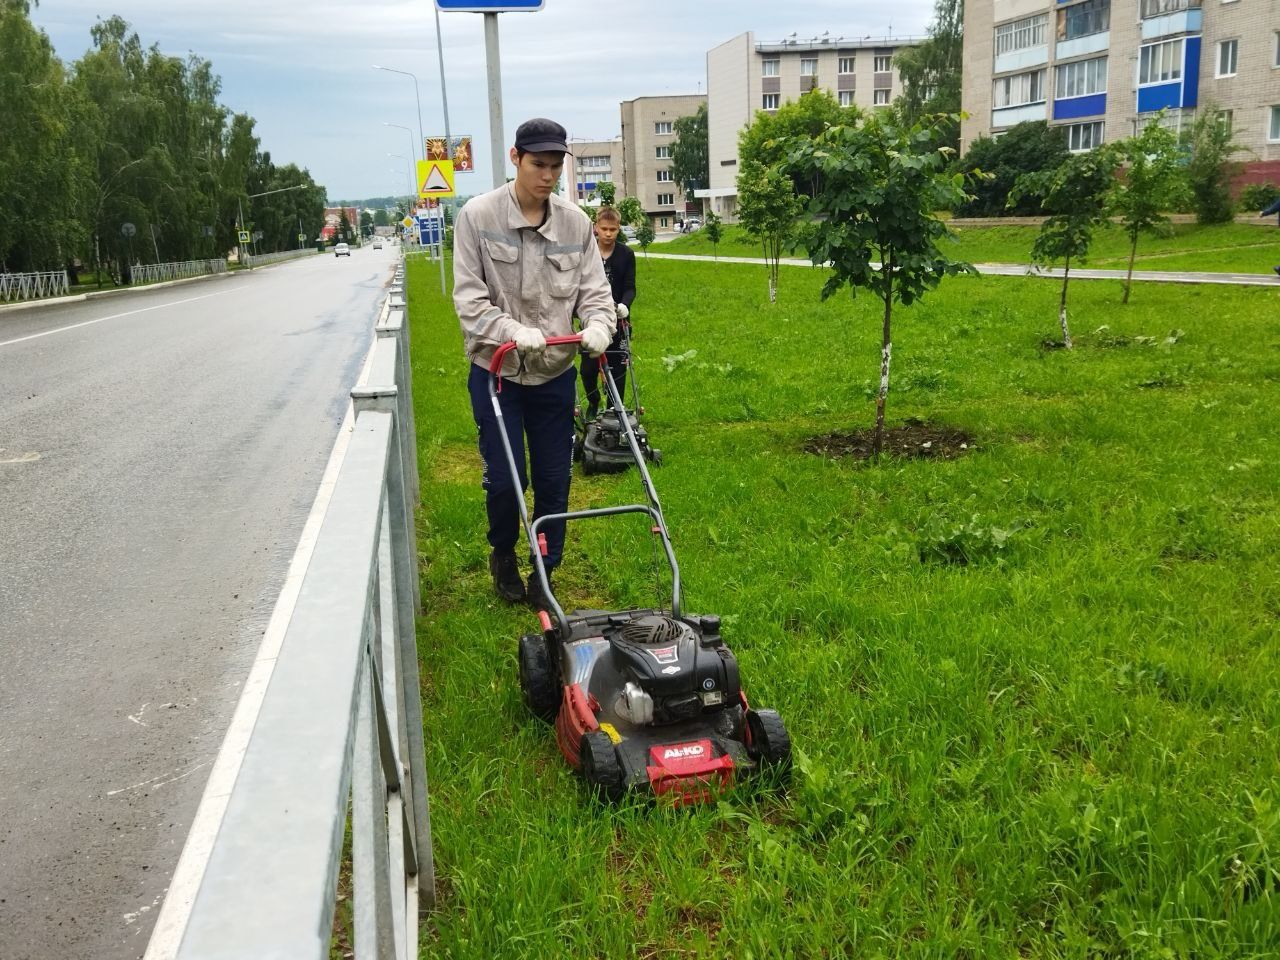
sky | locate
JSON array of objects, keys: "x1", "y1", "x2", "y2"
[{"x1": 31, "y1": 0, "x2": 934, "y2": 202}]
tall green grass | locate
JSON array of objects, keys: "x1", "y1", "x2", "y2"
[
  {"x1": 661, "y1": 221, "x2": 1280, "y2": 274},
  {"x1": 408, "y1": 256, "x2": 1280, "y2": 958}
]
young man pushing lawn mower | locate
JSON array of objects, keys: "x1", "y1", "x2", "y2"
[{"x1": 453, "y1": 117, "x2": 615, "y2": 609}]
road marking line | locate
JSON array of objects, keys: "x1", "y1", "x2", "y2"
[
  {"x1": 0, "y1": 451, "x2": 41, "y2": 463},
  {"x1": 0, "y1": 289, "x2": 241, "y2": 349},
  {"x1": 141, "y1": 337, "x2": 380, "y2": 960}
]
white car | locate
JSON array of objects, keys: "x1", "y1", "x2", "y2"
[
  {"x1": 334, "y1": 242, "x2": 351, "y2": 257},
  {"x1": 372, "y1": 238, "x2": 384, "y2": 250}
]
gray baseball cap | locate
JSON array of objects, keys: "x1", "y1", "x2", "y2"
[{"x1": 514, "y1": 118, "x2": 570, "y2": 154}]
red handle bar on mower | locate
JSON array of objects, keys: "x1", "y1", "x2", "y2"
[{"x1": 488, "y1": 334, "x2": 584, "y2": 377}]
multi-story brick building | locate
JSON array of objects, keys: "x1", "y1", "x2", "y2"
[
  {"x1": 620, "y1": 95, "x2": 707, "y2": 227},
  {"x1": 567, "y1": 138, "x2": 623, "y2": 206},
  {"x1": 702, "y1": 31, "x2": 922, "y2": 221},
  {"x1": 962, "y1": 0, "x2": 1280, "y2": 181}
]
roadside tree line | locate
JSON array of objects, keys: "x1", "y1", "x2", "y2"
[{"x1": 0, "y1": 2, "x2": 326, "y2": 280}]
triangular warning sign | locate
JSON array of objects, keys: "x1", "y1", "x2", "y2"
[{"x1": 421, "y1": 165, "x2": 451, "y2": 193}]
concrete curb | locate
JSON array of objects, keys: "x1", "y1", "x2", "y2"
[{"x1": 0, "y1": 269, "x2": 235, "y2": 315}]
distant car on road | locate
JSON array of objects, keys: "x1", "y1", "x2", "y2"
[
  {"x1": 334, "y1": 242, "x2": 351, "y2": 257},
  {"x1": 372, "y1": 238, "x2": 384, "y2": 250}
]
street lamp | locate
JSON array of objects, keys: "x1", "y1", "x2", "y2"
[
  {"x1": 238, "y1": 183, "x2": 307, "y2": 269},
  {"x1": 373, "y1": 65, "x2": 424, "y2": 162},
  {"x1": 385, "y1": 122, "x2": 418, "y2": 179},
  {"x1": 388, "y1": 154, "x2": 414, "y2": 198}
]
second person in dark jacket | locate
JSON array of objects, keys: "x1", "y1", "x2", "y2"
[{"x1": 580, "y1": 206, "x2": 637, "y2": 419}]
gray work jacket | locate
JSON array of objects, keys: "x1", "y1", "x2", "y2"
[{"x1": 453, "y1": 183, "x2": 616, "y2": 384}]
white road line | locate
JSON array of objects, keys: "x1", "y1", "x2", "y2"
[
  {"x1": 141, "y1": 330, "x2": 381, "y2": 960},
  {"x1": 0, "y1": 288, "x2": 241, "y2": 349}
]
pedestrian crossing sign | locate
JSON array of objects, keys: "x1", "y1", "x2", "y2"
[{"x1": 416, "y1": 159, "x2": 455, "y2": 198}]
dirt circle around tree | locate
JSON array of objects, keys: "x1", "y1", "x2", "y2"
[{"x1": 803, "y1": 418, "x2": 976, "y2": 463}]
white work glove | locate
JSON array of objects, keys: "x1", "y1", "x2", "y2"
[
  {"x1": 512, "y1": 326, "x2": 546, "y2": 357},
  {"x1": 580, "y1": 323, "x2": 611, "y2": 358},
  {"x1": 615, "y1": 302, "x2": 629, "y2": 321}
]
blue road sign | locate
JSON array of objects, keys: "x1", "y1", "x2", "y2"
[
  {"x1": 417, "y1": 216, "x2": 443, "y2": 246},
  {"x1": 435, "y1": 0, "x2": 543, "y2": 10}
]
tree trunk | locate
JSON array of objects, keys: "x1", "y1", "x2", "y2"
[
  {"x1": 874, "y1": 294, "x2": 892, "y2": 458},
  {"x1": 1123, "y1": 235, "x2": 1137, "y2": 305},
  {"x1": 764, "y1": 240, "x2": 775, "y2": 303},
  {"x1": 1059, "y1": 255, "x2": 1073, "y2": 349}
]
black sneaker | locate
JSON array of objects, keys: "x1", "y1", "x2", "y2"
[
  {"x1": 1273, "y1": 265, "x2": 1280, "y2": 277},
  {"x1": 527, "y1": 573, "x2": 555, "y2": 612},
  {"x1": 489, "y1": 549, "x2": 525, "y2": 603}
]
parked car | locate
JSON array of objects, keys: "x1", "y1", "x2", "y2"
[
  {"x1": 334, "y1": 242, "x2": 351, "y2": 257},
  {"x1": 372, "y1": 238, "x2": 384, "y2": 250},
  {"x1": 621, "y1": 224, "x2": 637, "y2": 240}
]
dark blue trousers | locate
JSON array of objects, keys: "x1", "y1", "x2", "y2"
[{"x1": 468, "y1": 363, "x2": 576, "y2": 570}]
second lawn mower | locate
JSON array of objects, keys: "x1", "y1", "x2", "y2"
[
  {"x1": 574, "y1": 316, "x2": 661, "y2": 475},
  {"x1": 488, "y1": 335, "x2": 790, "y2": 805}
]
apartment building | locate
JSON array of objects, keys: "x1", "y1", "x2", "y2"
[
  {"x1": 702, "y1": 31, "x2": 922, "y2": 220},
  {"x1": 620, "y1": 95, "x2": 706, "y2": 227},
  {"x1": 568, "y1": 138, "x2": 624, "y2": 205},
  {"x1": 962, "y1": 0, "x2": 1280, "y2": 180}
]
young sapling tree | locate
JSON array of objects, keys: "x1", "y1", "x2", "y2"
[
  {"x1": 783, "y1": 111, "x2": 975, "y2": 457},
  {"x1": 736, "y1": 160, "x2": 802, "y2": 302},
  {"x1": 703, "y1": 211, "x2": 723, "y2": 260}
]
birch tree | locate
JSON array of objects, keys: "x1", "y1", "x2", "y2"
[
  {"x1": 783, "y1": 112, "x2": 974, "y2": 456},
  {"x1": 1011, "y1": 149, "x2": 1118, "y2": 348}
]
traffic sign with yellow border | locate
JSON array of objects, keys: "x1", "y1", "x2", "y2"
[{"x1": 416, "y1": 159, "x2": 455, "y2": 198}]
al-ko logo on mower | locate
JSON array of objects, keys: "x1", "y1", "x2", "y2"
[
  {"x1": 647, "y1": 645, "x2": 679, "y2": 665},
  {"x1": 662, "y1": 743, "x2": 706, "y2": 761}
]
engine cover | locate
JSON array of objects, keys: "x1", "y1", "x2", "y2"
[{"x1": 608, "y1": 615, "x2": 740, "y2": 725}]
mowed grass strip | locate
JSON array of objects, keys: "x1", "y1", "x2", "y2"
[
  {"x1": 662, "y1": 221, "x2": 1280, "y2": 275},
  {"x1": 406, "y1": 255, "x2": 1280, "y2": 958}
]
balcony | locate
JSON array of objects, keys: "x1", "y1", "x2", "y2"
[
  {"x1": 994, "y1": 45, "x2": 1049, "y2": 74},
  {"x1": 1057, "y1": 31, "x2": 1109, "y2": 60}
]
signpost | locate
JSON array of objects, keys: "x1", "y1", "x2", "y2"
[{"x1": 436, "y1": 0, "x2": 544, "y2": 190}]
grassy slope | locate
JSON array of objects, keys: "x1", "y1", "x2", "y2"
[
  {"x1": 409, "y1": 255, "x2": 1280, "y2": 958},
  {"x1": 661, "y1": 222, "x2": 1280, "y2": 275}
]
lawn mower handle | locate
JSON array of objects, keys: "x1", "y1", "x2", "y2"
[{"x1": 488, "y1": 334, "x2": 583, "y2": 376}]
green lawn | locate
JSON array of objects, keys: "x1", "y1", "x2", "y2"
[
  {"x1": 408, "y1": 256, "x2": 1280, "y2": 958},
  {"x1": 659, "y1": 221, "x2": 1280, "y2": 275}
]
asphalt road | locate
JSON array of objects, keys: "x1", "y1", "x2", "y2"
[{"x1": 0, "y1": 249, "x2": 392, "y2": 959}]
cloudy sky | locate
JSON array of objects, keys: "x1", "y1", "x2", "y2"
[{"x1": 31, "y1": 0, "x2": 933, "y2": 202}]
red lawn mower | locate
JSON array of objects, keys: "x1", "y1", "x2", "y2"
[{"x1": 488, "y1": 336, "x2": 791, "y2": 804}]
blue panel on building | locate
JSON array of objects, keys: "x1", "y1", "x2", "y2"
[
  {"x1": 1138, "y1": 82, "x2": 1181, "y2": 113},
  {"x1": 1054, "y1": 93, "x2": 1107, "y2": 120},
  {"x1": 1182, "y1": 36, "x2": 1201, "y2": 107}
]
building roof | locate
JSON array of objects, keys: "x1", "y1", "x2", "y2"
[{"x1": 754, "y1": 35, "x2": 924, "y2": 53}]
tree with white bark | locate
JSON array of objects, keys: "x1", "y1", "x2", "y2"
[
  {"x1": 783, "y1": 111, "x2": 975, "y2": 457},
  {"x1": 1011, "y1": 149, "x2": 1118, "y2": 348}
]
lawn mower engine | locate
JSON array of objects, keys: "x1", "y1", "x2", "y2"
[
  {"x1": 524, "y1": 611, "x2": 790, "y2": 805},
  {"x1": 577, "y1": 407, "x2": 661, "y2": 475}
]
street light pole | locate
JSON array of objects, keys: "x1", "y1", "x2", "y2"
[
  {"x1": 373, "y1": 65, "x2": 424, "y2": 161},
  {"x1": 241, "y1": 183, "x2": 308, "y2": 269},
  {"x1": 385, "y1": 122, "x2": 418, "y2": 183},
  {"x1": 389, "y1": 155, "x2": 414, "y2": 198}
]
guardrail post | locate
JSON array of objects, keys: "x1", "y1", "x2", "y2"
[{"x1": 352, "y1": 361, "x2": 432, "y2": 912}]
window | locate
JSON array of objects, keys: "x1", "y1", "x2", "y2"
[
  {"x1": 660, "y1": 217, "x2": 669, "y2": 228},
  {"x1": 996, "y1": 13, "x2": 1048, "y2": 55},
  {"x1": 874, "y1": 54, "x2": 892, "y2": 72},
  {"x1": 1270, "y1": 106, "x2": 1280, "y2": 142},
  {"x1": 1275, "y1": 32, "x2": 1280, "y2": 68},
  {"x1": 839, "y1": 90, "x2": 854, "y2": 106},
  {"x1": 992, "y1": 69, "x2": 1046, "y2": 108},
  {"x1": 873, "y1": 89, "x2": 890, "y2": 105},
  {"x1": 762, "y1": 59, "x2": 779, "y2": 77},
  {"x1": 762, "y1": 93, "x2": 780, "y2": 110},
  {"x1": 580, "y1": 155, "x2": 610, "y2": 169},
  {"x1": 839, "y1": 56, "x2": 855, "y2": 73},
  {"x1": 656, "y1": 170, "x2": 672, "y2": 182},
  {"x1": 1140, "y1": 0, "x2": 1198, "y2": 17},
  {"x1": 1056, "y1": 56, "x2": 1107, "y2": 98},
  {"x1": 1217, "y1": 110, "x2": 1234, "y2": 135},
  {"x1": 1066, "y1": 121, "x2": 1104, "y2": 151},
  {"x1": 1217, "y1": 39, "x2": 1238, "y2": 77},
  {"x1": 800, "y1": 58, "x2": 818, "y2": 76},
  {"x1": 655, "y1": 146, "x2": 671, "y2": 159},
  {"x1": 1058, "y1": 1, "x2": 1108, "y2": 42},
  {"x1": 1139, "y1": 39, "x2": 1182, "y2": 84},
  {"x1": 654, "y1": 121, "x2": 673, "y2": 135},
  {"x1": 657, "y1": 193, "x2": 674, "y2": 206}
]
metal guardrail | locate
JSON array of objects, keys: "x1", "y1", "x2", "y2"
[
  {"x1": 130, "y1": 259, "x2": 228, "y2": 285},
  {"x1": 243, "y1": 248, "x2": 320, "y2": 269},
  {"x1": 171, "y1": 261, "x2": 432, "y2": 959},
  {"x1": 0, "y1": 269, "x2": 69, "y2": 302}
]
